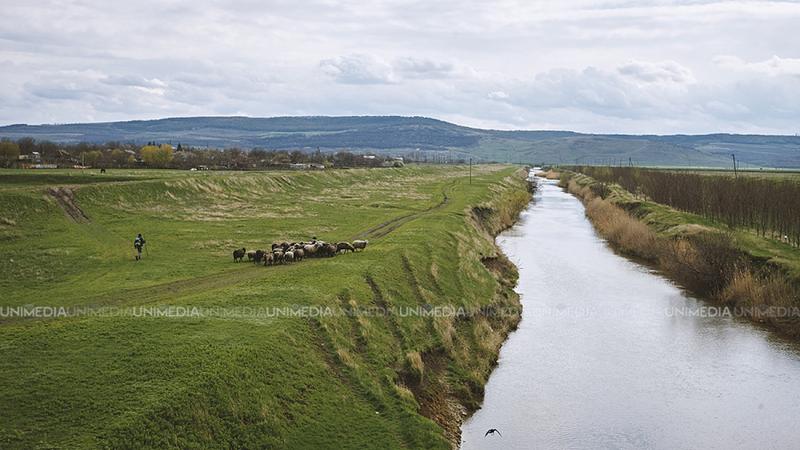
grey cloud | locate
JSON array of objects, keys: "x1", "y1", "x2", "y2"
[
  {"x1": 320, "y1": 55, "x2": 397, "y2": 84},
  {"x1": 714, "y1": 55, "x2": 800, "y2": 77},
  {"x1": 320, "y1": 54, "x2": 461, "y2": 84},
  {"x1": 102, "y1": 75, "x2": 167, "y2": 88},
  {"x1": 487, "y1": 61, "x2": 800, "y2": 133},
  {"x1": 617, "y1": 61, "x2": 694, "y2": 84},
  {"x1": 28, "y1": 86, "x2": 88, "y2": 100},
  {"x1": 2, "y1": 0, "x2": 800, "y2": 133},
  {"x1": 393, "y1": 57, "x2": 455, "y2": 79}
]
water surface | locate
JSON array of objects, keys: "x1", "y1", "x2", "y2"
[{"x1": 460, "y1": 178, "x2": 800, "y2": 450}]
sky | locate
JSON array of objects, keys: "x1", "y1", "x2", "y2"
[{"x1": 2, "y1": 0, "x2": 800, "y2": 134}]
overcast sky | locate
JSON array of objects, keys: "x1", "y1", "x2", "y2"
[{"x1": 2, "y1": 0, "x2": 800, "y2": 134}]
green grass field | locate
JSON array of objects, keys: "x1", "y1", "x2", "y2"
[{"x1": 0, "y1": 165, "x2": 530, "y2": 449}]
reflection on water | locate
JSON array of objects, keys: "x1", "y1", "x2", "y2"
[{"x1": 460, "y1": 178, "x2": 800, "y2": 450}]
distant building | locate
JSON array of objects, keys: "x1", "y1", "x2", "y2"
[{"x1": 18, "y1": 152, "x2": 41, "y2": 162}]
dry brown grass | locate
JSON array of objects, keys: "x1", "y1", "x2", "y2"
[
  {"x1": 566, "y1": 179, "x2": 662, "y2": 260},
  {"x1": 720, "y1": 269, "x2": 796, "y2": 309},
  {"x1": 336, "y1": 348, "x2": 358, "y2": 369},
  {"x1": 406, "y1": 351, "x2": 425, "y2": 381},
  {"x1": 718, "y1": 269, "x2": 800, "y2": 333},
  {"x1": 565, "y1": 170, "x2": 800, "y2": 336},
  {"x1": 584, "y1": 197, "x2": 660, "y2": 259},
  {"x1": 536, "y1": 169, "x2": 560, "y2": 180}
]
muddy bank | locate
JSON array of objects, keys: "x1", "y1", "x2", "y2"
[{"x1": 408, "y1": 169, "x2": 533, "y2": 447}]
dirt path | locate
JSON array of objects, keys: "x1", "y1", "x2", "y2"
[{"x1": 351, "y1": 178, "x2": 457, "y2": 241}]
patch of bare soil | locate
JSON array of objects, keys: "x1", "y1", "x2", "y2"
[
  {"x1": 48, "y1": 187, "x2": 90, "y2": 223},
  {"x1": 399, "y1": 349, "x2": 466, "y2": 448}
]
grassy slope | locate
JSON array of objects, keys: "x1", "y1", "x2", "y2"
[{"x1": 0, "y1": 165, "x2": 530, "y2": 449}]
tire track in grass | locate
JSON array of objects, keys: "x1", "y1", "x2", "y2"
[
  {"x1": 306, "y1": 316, "x2": 410, "y2": 448},
  {"x1": 338, "y1": 290, "x2": 368, "y2": 354},
  {"x1": 351, "y1": 178, "x2": 457, "y2": 241},
  {"x1": 365, "y1": 275, "x2": 406, "y2": 349},
  {"x1": 0, "y1": 265, "x2": 277, "y2": 325}
]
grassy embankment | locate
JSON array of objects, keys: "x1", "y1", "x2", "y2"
[
  {"x1": 0, "y1": 165, "x2": 531, "y2": 449},
  {"x1": 547, "y1": 169, "x2": 800, "y2": 336}
]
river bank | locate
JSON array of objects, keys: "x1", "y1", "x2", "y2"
[
  {"x1": 556, "y1": 170, "x2": 800, "y2": 338},
  {"x1": 418, "y1": 169, "x2": 534, "y2": 446},
  {"x1": 0, "y1": 166, "x2": 533, "y2": 448}
]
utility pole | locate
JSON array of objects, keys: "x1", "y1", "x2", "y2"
[
  {"x1": 732, "y1": 153, "x2": 738, "y2": 178},
  {"x1": 469, "y1": 157, "x2": 472, "y2": 184}
]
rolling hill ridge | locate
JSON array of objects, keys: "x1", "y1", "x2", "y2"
[{"x1": 1, "y1": 116, "x2": 798, "y2": 168}]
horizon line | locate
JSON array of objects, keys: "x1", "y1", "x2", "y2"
[{"x1": 1, "y1": 114, "x2": 799, "y2": 138}]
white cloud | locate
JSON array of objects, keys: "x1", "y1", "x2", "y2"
[
  {"x1": 487, "y1": 91, "x2": 509, "y2": 100},
  {"x1": 617, "y1": 60, "x2": 694, "y2": 84},
  {"x1": 320, "y1": 54, "x2": 398, "y2": 84},
  {"x1": 1, "y1": 0, "x2": 800, "y2": 133},
  {"x1": 393, "y1": 57, "x2": 455, "y2": 79},
  {"x1": 319, "y1": 55, "x2": 460, "y2": 84},
  {"x1": 713, "y1": 55, "x2": 800, "y2": 77}
]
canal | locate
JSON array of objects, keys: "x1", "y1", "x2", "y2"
[{"x1": 460, "y1": 176, "x2": 800, "y2": 449}]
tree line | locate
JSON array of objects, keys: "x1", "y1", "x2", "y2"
[
  {"x1": 569, "y1": 166, "x2": 800, "y2": 247},
  {"x1": 0, "y1": 137, "x2": 408, "y2": 170}
]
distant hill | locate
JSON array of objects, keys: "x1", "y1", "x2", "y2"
[{"x1": 1, "y1": 116, "x2": 798, "y2": 168}]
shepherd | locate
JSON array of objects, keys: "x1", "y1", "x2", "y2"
[{"x1": 133, "y1": 233, "x2": 146, "y2": 261}]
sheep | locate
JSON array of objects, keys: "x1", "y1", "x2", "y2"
[
  {"x1": 337, "y1": 242, "x2": 355, "y2": 254},
  {"x1": 254, "y1": 249, "x2": 266, "y2": 264},
  {"x1": 315, "y1": 244, "x2": 329, "y2": 257},
  {"x1": 232, "y1": 238, "x2": 365, "y2": 264},
  {"x1": 321, "y1": 243, "x2": 338, "y2": 257}
]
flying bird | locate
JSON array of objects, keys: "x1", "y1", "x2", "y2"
[{"x1": 484, "y1": 428, "x2": 502, "y2": 437}]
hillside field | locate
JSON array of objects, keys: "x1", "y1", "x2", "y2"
[{"x1": 0, "y1": 165, "x2": 531, "y2": 448}]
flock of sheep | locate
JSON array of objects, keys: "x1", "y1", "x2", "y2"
[{"x1": 232, "y1": 239, "x2": 368, "y2": 266}]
